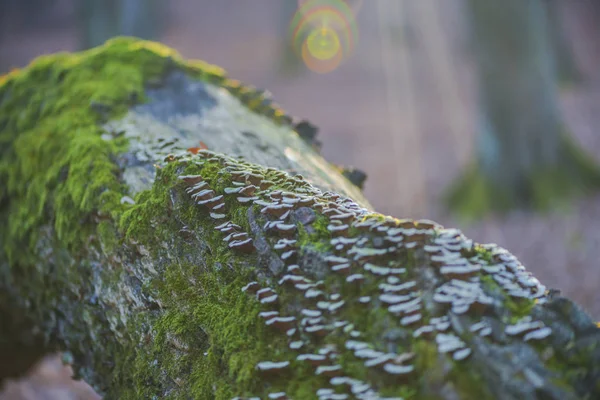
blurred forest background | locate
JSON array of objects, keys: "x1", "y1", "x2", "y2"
[{"x1": 0, "y1": 0, "x2": 599, "y2": 319}]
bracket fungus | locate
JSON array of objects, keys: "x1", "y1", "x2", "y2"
[{"x1": 89, "y1": 142, "x2": 600, "y2": 398}]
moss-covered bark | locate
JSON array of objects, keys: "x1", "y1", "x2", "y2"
[{"x1": 1, "y1": 38, "x2": 599, "y2": 399}]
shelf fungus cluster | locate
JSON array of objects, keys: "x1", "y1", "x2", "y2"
[
  {"x1": 178, "y1": 172, "x2": 256, "y2": 254},
  {"x1": 172, "y1": 150, "x2": 556, "y2": 399}
]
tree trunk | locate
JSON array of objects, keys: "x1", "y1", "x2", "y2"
[
  {"x1": 276, "y1": 0, "x2": 306, "y2": 77},
  {"x1": 448, "y1": 0, "x2": 600, "y2": 218},
  {"x1": 546, "y1": 0, "x2": 581, "y2": 85},
  {"x1": 78, "y1": 0, "x2": 163, "y2": 50},
  {"x1": 1, "y1": 37, "x2": 599, "y2": 399}
]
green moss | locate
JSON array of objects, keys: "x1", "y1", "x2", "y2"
[
  {"x1": 505, "y1": 297, "x2": 535, "y2": 322},
  {"x1": 0, "y1": 37, "x2": 258, "y2": 389},
  {"x1": 112, "y1": 157, "x2": 327, "y2": 397},
  {"x1": 413, "y1": 327, "x2": 493, "y2": 399},
  {"x1": 119, "y1": 164, "x2": 176, "y2": 247},
  {"x1": 473, "y1": 244, "x2": 494, "y2": 264},
  {"x1": 0, "y1": 37, "x2": 219, "y2": 262},
  {"x1": 480, "y1": 274, "x2": 535, "y2": 324},
  {"x1": 0, "y1": 35, "x2": 297, "y2": 267},
  {"x1": 449, "y1": 360, "x2": 495, "y2": 400},
  {"x1": 150, "y1": 267, "x2": 283, "y2": 399},
  {"x1": 115, "y1": 154, "x2": 433, "y2": 398},
  {"x1": 0, "y1": 37, "x2": 189, "y2": 385},
  {"x1": 97, "y1": 220, "x2": 118, "y2": 255},
  {"x1": 474, "y1": 246, "x2": 537, "y2": 324},
  {"x1": 297, "y1": 213, "x2": 332, "y2": 252},
  {"x1": 0, "y1": 37, "x2": 356, "y2": 395}
]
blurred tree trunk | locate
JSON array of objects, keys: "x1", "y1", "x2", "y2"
[
  {"x1": 78, "y1": 0, "x2": 163, "y2": 49},
  {"x1": 448, "y1": 0, "x2": 600, "y2": 217},
  {"x1": 546, "y1": 0, "x2": 581, "y2": 85},
  {"x1": 276, "y1": 0, "x2": 305, "y2": 77}
]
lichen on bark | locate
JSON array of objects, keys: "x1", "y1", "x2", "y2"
[{"x1": 1, "y1": 37, "x2": 599, "y2": 400}]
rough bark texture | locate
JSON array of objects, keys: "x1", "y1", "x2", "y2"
[
  {"x1": 1, "y1": 38, "x2": 599, "y2": 400},
  {"x1": 448, "y1": 0, "x2": 600, "y2": 218}
]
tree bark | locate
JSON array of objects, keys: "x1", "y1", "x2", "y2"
[
  {"x1": 1, "y1": 37, "x2": 599, "y2": 399},
  {"x1": 449, "y1": 0, "x2": 600, "y2": 217}
]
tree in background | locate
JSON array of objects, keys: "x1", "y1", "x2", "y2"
[
  {"x1": 547, "y1": 0, "x2": 581, "y2": 85},
  {"x1": 0, "y1": 0, "x2": 58, "y2": 29},
  {"x1": 447, "y1": 0, "x2": 600, "y2": 219},
  {"x1": 78, "y1": 0, "x2": 164, "y2": 49},
  {"x1": 276, "y1": 0, "x2": 306, "y2": 77}
]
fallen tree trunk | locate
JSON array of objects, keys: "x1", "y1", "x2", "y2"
[{"x1": 0, "y1": 37, "x2": 599, "y2": 400}]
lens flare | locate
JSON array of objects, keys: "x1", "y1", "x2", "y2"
[
  {"x1": 306, "y1": 26, "x2": 340, "y2": 61},
  {"x1": 289, "y1": 0, "x2": 359, "y2": 73}
]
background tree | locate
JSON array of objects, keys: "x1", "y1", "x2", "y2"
[
  {"x1": 78, "y1": 0, "x2": 164, "y2": 49},
  {"x1": 448, "y1": 0, "x2": 600, "y2": 218},
  {"x1": 546, "y1": 0, "x2": 581, "y2": 85},
  {"x1": 276, "y1": 0, "x2": 306, "y2": 77}
]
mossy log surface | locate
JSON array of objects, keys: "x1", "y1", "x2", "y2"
[{"x1": 1, "y1": 38, "x2": 599, "y2": 400}]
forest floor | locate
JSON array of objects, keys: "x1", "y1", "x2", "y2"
[{"x1": 1, "y1": 0, "x2": 599, "y2": 319}]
